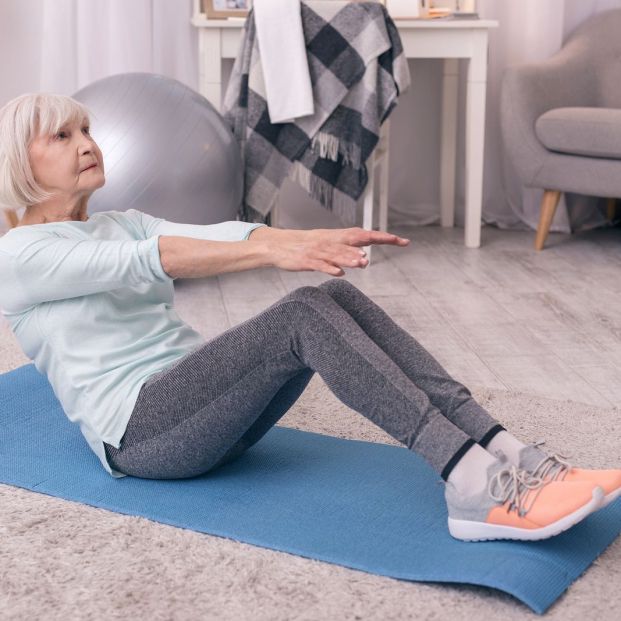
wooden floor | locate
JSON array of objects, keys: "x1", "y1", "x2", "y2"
[{"x1": 171, "y1": 223, "x2": 621, "y2": 409}]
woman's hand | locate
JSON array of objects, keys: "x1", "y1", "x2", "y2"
[
  {"x1": 304, "y1": 227, "x2": 410, "y2": 249},
  {"x1": 270, "y1": 227, "x2": 410, "y2": 277}
]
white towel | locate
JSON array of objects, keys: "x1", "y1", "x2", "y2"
[{"x1": 253, "y1": 0, "x2": 314, "y2": 123}]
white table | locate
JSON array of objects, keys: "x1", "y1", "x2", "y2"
[{"x1": 191, "y1": 5, "x2": 498, "y2": 248}]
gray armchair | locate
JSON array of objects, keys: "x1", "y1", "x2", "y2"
[{"x1": 500, "y1": 9, "x2": 621, "y2": 250}]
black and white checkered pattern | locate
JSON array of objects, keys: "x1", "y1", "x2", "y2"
[{"x1": 222, "y1": 1, "x2": 411, "y2": 226}]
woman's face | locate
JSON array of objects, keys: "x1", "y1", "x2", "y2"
[{"x1": 28, "y1": 117, "x2": 105, "y2": 201}]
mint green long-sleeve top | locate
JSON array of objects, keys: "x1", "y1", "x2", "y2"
[{"x1": 0, "y1": 209, "x2": 266, "y2": 478}]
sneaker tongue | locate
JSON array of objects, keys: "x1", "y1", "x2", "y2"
[
  {"x1": 486, "y1": 453, "x2": 510, "y2": 479},
  {"x1": 518, "y1": 444, "x2": 548, "y2": 472}
]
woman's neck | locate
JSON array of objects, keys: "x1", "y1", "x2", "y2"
[{"x1": 18, "y1": 200, "x2": 89, "y2": 226}]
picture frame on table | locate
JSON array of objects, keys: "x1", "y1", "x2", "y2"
[{"x1": 202, "y1": 0, "x2": 251, "y2": 19}]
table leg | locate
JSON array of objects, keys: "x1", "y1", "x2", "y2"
[
  {"x1": 378, "y1": 119, "x2": 390, "y2": 232},
  {"x1": 440, "y1": 58, "x2": 458, "y2": 228},
  {"x1": 199, "y1": 29, "x2": 223, "y2": 110},
  {"x1": 465, "y1": 30, "x2": 489, "y2": 248},
  {"x1": 362, "y1": 152, "x2": 377, "y2": 263}
]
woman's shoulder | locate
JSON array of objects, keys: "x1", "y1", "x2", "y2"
[
  {"x1": 0, "y1": 222, "x2": 49, "y2": 255},
  {"x1": 0, "y1": 209, "x2": 147, "y2": 251},
  {"x1": 1, "y1": 217, "x2": 87, "y2": 246}
]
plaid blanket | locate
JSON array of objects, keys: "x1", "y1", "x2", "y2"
[{"x1": 222, "y1": 1, "x2": 411, "y2": 226}]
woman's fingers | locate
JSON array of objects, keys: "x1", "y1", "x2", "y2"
[
  {"x1": 367, "y1": 231, "x2": 410, "y2": 245},
  {"x1": 312, "y1": 227, "x2": 410, "y2": 249},
  {"x1": 300, "y1": 240, "x2": 375, "y2": 275},
  {"x1": 316, "y1": 260, "x2": 349, "y2": 275},
  {"x1": 311, "y1": 259, "x2": 365, "y2": 276},
  {"x1": 316, "y1": 246, "x2": 368, "y2": 269},
  {"x1": 347, "y1": 228, "x2": 410, "y2": 246}
]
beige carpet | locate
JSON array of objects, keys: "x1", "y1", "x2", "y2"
[{"x1": 1, "y1": 341, "x2": 620, "y2": 620}]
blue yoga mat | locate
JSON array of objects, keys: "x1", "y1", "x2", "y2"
[{"x1": 1, "y1": 363, "x2": 620, "y2": 614}]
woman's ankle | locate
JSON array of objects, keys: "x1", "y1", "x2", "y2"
[
  {"x1": 447, "y1": 443, "x2": 498, "y2": 496},
  {"x1": 484, "y1": 430, "x2": 527, "y2": 465}
]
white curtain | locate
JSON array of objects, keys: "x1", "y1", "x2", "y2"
[
  {"x1": 0, "y1": 0, "x2": 198, "y2": 115},
  {"x1": 0, "y1": 0, "x2": 619, "y2": 232},
  {"x1": 37, "y1": 0, "x2": 198, "y2": 97}
]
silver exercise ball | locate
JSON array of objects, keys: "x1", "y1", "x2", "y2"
[{"x1": 72, "y1": 73, "x2": 242, "y2": 224}]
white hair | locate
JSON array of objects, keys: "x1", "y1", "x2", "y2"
[{"x1": 0, "y1": 93, "x2": 94, "y2": 211}]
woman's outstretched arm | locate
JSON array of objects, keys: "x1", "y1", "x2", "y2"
[{"x1": 158, "y1": 226, "x2": 409, "y2": 279}]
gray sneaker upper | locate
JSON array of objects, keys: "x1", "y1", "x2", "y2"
[
  {"x1": 444, "y1": 453, "x2": 547, "y2": 522},
  {"x1": 517, "y1": 442, "x2": 548, "y2": 471},
  {"x1": 517, "y1": 441, "x2": 572, "y2": 481}
]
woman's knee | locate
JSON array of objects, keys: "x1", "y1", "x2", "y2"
[
  {"x1": 284, "y1": 285, "x2": 327, "y2": 304},
  {"x1": 285, "y1": 280, "x2": 360, "y2": 301},
  {"x1": 282, "y1": 281, "x2": 371, "y2": 318},
  {"x1": 318, "y1": 278, "x2": 352, "y2": 295},
  {"x1": 273, "y1": 286, "x2": 343, "y2": 330},
  {"x1": 318, "y1": 278, "x2": 367, "y2": 304}
]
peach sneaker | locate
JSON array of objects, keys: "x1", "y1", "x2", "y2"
[
  {"x1": 513, "y1": 441, "x2": 621, "y2": 509},
  {"x1": 445, "y1": 454, "x2": 604, "y2": 542}
]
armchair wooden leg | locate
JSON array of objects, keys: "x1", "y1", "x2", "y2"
[
  {"x1": 535, "y1": 190, "x2": 561, "y2": 251},
  {"x1": 3, "y1": 208, "x2": 19, "y2": 230},
  {"x1": 606, "y1": 197, "x2": 617, "y2": 222}
]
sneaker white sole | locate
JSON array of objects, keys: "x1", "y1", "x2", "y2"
[
  {"x1": 447, "y1": 486, "x2": 604, "y2": 542},
  {"x1": 601, "y1": 487, "x2": 621, "y2": 508}
]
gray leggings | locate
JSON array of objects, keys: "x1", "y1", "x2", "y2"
[{"x1": 104, "y1": 279, "x2": 503, "y2": 480}]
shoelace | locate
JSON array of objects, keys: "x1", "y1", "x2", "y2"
[
  {"x1": 530, "y1": 439, "x2": 573, "y2": 483},
  {"x1": 488, "y1": 465, "x2": 547, "y2": 517}
]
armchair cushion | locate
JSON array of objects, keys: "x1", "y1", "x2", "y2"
[{"x1": 535, "y1": 107, "x2": 621, "y2": 160}]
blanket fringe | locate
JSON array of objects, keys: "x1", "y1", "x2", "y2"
[
  {"x1": 311, "y1": 132, "x2": 363, "y2": 169},
  {"x1": 311, "y1": 132, "x2": 339, "y2": 161},
  {"x1": 290, "y1": 161, "x2": 358, "y2": 227},
  {"x1": 291, "y1": 161, "x2": 334, "y2": 211},
  {"x1": 309, "y1": 173, "x2": 335, "y2": 212},
  {"x1": 290, "y1": 161, "x2": 312, "y2": 194}
]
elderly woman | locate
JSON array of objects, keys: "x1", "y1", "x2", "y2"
[{"x1": 0, "y1": 93, "x2": 618, "y2": 543}]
